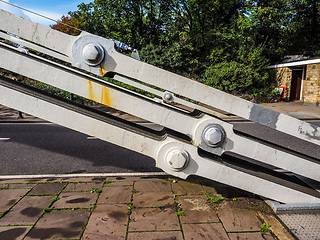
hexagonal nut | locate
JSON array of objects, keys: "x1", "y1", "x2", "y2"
[
  {"x1": 202, "y1": 125, "x2": 226, "y2": 147},
  {"x1": 82, "y1": 43, "x2": 105, "y2": 66},
  {"x1": 166, "y1": 148, "x2": 189, "y2": 171}
]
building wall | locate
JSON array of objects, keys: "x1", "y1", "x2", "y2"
[
  {"x1": 304, "y1": 63, "x2": 320, "y2": 106},
  {"x1": 270, "y1": 64, "x2": 320, "y2": 105},
  {"x1": 269, "y1": 67, "x2": 292, "y2": 100}
]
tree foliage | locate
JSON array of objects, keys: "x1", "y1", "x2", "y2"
[
  {"x1": 50, "y1": 15, "x2": 82, "y2": 36},
  {"x1": 205, "y1": 61, "x2": 263, "y2": 94},
  {"x1": 50, "y1": 0, "x2": 320, "y2": 96}
]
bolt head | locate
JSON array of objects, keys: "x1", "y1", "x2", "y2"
[
  {"x1": 82, "y1": 43, "x2": 104, "y2": 66},
  {"x1": 166, "y1": 148, "x2": 189, "y2": 171},
  {"x1": 163, "y1": 92, "x2": 174, "y2": 102},
  {"x1": 202, "y1": 125, "x2": 226, "y2": 147}
]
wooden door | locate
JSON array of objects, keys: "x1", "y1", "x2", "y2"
[{"x1": 290, "y1": 70, "x2": 303, "y2": 101}]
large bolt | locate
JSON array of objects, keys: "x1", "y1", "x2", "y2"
[
  {"x1": 163, "y1": 92, "x2": 174, "y2": 103},
  {"x1": 202, "y1": 124, "x2": 226, "y2": 147},
  {"x1": 82, "y1": 43, "x2": 104, "y2": 66},
  {"x1": 166, "y1": 148, "x2": 189, "y2": 171}
]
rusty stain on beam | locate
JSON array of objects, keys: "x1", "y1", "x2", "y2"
[{"x1": 88, "y1": 80, "x2": 112, "y2": 107}]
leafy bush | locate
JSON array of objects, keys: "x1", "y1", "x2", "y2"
[
  {"x1": 205, "y1": 61, "x2": 266, "y2": 94},
  {"x1": 33, "y1": 82, "x2": 94, "y2": 105}
]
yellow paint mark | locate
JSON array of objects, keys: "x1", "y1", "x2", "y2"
[
  {"x1": 100, "y1": 65, "x2": 107, "y2": 76},
  {"x1": 88, "y1": 80, "x2": 95, "y2": 101},
  {"x1": 101, "y1": 85, "x2": 112, "y2": 107}
]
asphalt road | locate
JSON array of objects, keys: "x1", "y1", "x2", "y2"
[
  {"x1": 231, "y1": 120, "x2": 320, "y2": 160},
  {"x1": 0, "y1": 121, "x2": 319, "y2": 175},
  {"x1": 0, "y1": 123, "x2": 160, "y2": 175}
]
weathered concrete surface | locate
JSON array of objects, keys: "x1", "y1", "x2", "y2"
[
  {"x1": 63, "y1": 182, "x2": 103, "y2": 192},
  {"x1": 228, "y1": 232, "x2": 275, "y2": 240},
  {"x1": 97, "y1": 186, "x2": 131, "y2": 204},
  {"x1": 171, "y1": 180, "x2": 203, "y2": 195},
  {"x1": 178, "y1": 195, "x2": 219, "y2": 223},
  {"x1": 129, "y1": 207, "x2": 180, "y2": 231},
  {"x1": 127, "y1": 231, "x2": 184, "y2": 240},
  {"x1": 52, "y1": 192, "x2": 98, "y2": 208},
  {"x1": 0, "y1": 226, "x2": 31, "y2": 240},
  {"x1": 134, "y1": 179, "x2": 171, "y2": 192},
  {"x1": 182, "y1": 223, "x2": 229, "y2": 240},
  {"x1": 27, "y1": 183, "x2": 66, "y2": 195},
  {"x1": 25, "y1": 209, "x2": 91, "y2": 240},
  {"x1": 0, "y1": 196, "x2": 53, "y2": 225},
  {"x1": 133, "y1": 191, "x2": 175, "y2": 208},
  {"x1": 0, "y1": 176, "x2": 296, "y2": 239},
  {"x1": 82, "y1": 204, "x2": 128, "y2": 239},
  {"x1": 217, "y1": 209, "x2": 262, "y2": 232},
  {"x1": 0, "y1": 189, "x2": 29, "y2": 213}
]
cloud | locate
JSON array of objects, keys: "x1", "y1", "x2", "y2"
[
  {"x1": 0, "y1": 0, "x2": 31, "y2": 20},
  {"x1": 0, "y1": 0, "x2": 93, "y2": 27},
  {"x1": 0, "y1": 0, "x2": 62, "y2": 26}
]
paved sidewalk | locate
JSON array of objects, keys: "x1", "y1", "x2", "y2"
[
  {"x1": 0, "y1": 176, "x2": 295, "y2": 240},
  {"x1": 262, "y1": 101, "x2": 320, "y2": 119}
]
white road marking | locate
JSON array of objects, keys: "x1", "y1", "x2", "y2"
[
  {"x1": 0, "y1": 138, "x2": 10, "y2": 141},
  {"x1": 87, "y1": 137, "x2": 98, "y2": 140},
  {"x1": 0, "y1": 172, "x2": 168, "y2": 179}
]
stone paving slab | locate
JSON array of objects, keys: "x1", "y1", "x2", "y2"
[
  {"x1": 0, "y1": 183, "x2": 36, "y2": 189},
  {"x1": 0, "y1": 178, "x2": 54, "y2": 184},
  {"x1": 0, "y1": 196, "x2": 53, "y2": 225},
  {"x1": 61, "y1": 177, "x2": 107, "y2": 182},
  {"x1": 133, "y1": 191, "x2": 174, "y2": 208},
  {"x1": 97, "y1": 186, "x2": 132, "y2": 204},
  {"x1": 25, "y1": 209, "x2": 91, "y2": 240},
  {"x1": 171, "y1": 180, "x2": 204, "y2": 195},
  {"x1": 106, "y1": 180, "x2": 133, "y2": 187},
  {"x1": 217, "y1": 209, "x2": 262, "y2": 232},
  {"x1": 82, "y1": 204, "x2": 128, "y2": 239},
  {"x1": 134, "y1": 179, "x2": 172, "y2": 192},
  {"x1": 63, "y1": 182, "x2": 103, "y2": 192},
  {"x1": 0, "y1": 188, "x2": 29, "y2": 214},
  {"x1": 258, "y1": 212, "x2": 296, "y2": 240},
  {"x1": 127, "y1": 231, "x2": 184, "y2": 240},
  {"x1": 228, "y1": 232, "x2": 275, "y2": 240},
  {"x1": 27, "y1": 183, "x2": 66, "y2": 195},
  {"x1": 182, "y1": 223, "x2": 229, "y2": 240},
  {"x1": 0, "y1": 176, "x2": 298, "y2": 239},
  {"x1": 178, "y1": 195, "x2": 219, "y2": 223},
  {"x1": 0, "y1": 226, "x2": 32, "y2": 240},
  {"x1": 129, "y1": 207, "x2": 180, "y2": 231},
  {"x1": 52, "y1": 192, "x2": 98, "y2": 208}
]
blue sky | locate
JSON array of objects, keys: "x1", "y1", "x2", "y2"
[{"x1": 0, "y1": 0, "x2": 92, "y2": 26}]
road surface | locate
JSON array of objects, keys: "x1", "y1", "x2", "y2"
[{"x1": 0, "y1": 121, "x2": 319, "y2": 175}]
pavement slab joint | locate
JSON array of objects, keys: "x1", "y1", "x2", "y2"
[{"x1": 0, "y1": 176, "x2": 299, "y2": 239}]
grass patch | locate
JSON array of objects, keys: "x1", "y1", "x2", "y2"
[
  {"x1": 260, "y1": 223, "x2": 271, "y2": 233},
  {"x1": 175, "y1": 207, "x2": 185, "y2": 217},
  {"x1": 131, "y1": 189, "x2": 139, "y2": 194},
  {"x1": 204, "y1": 192, "x2": 225, "y2": 204},
  {"x1": 128, "y1": 203, "x2": 134, "y2": 215},
  {"x1": 90, "y1": 188, "x2": 102, "y2": 193}
]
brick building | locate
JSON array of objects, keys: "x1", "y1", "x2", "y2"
[{"x1": 269, "y1": 58, "x2": 320, "y2": 106}]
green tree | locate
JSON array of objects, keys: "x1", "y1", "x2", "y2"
[
  {"x1": 285, "y1": 0, "x2": 320, "y2": 56},
  {"x1": 69, "y1": 0, "x2": 245, "y2": 79},
  {"x1": 65, "y1": 0, "x2": 302, "y2": 97},
  {"x1": 50, "y1": 15, "x2": 82, "y2": 35}
]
